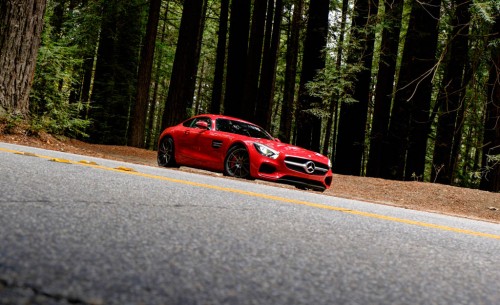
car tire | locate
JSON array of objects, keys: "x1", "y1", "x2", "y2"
[
  {"x1": 157, "y1": 137, "x2": 177, "y2": 167},
  {"x1": 224, "y1": 146, "x2": 251, "y2": 179}
]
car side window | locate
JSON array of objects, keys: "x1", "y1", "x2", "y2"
[
  {"x1": 216, "y1": 119, "x2": 230, "y2": 132},
  {"x1": 182, "y1": 118, "x2": 195, "y2": 127},
  {"x1": 216, "y1": 118, "x2": 273, "y2": 139},
  {"x1": 216, "y1": 119, "x2": 244, "y2": 135}
]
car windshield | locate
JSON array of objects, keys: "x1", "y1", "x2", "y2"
[{"x1": 216, "y1": 119, "x2": 273, "y2": 140}]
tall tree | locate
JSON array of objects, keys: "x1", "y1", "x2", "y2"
[
  {"x1": 366, "y1": 0, "x2": 404, "y2": 177},
  {"x1": 146, "y1": 1, "x2": 170, "y2": 149},
  {"x1": 88, "y1": 0, "x2": 145, "y2": 144},
  {"x1": 210, "y1": 0, "x2": 229, "y2": 114},
  {"x1": 431, "y1": 0, "x2": 471, "y2": 184},
  {"x1": 335, "y1": 0, "x2": 379, "y2": 175},
  {"x1": 72, "y1": 0, "x2": 101, "y2": 109},
  {"x1": 382, "y1": 0, "x2": 442, "y2": 180},
  {"x1": 279, "y1": 0, "x2": 303, "y2": 143},
  {"x1": 223, "y1": 0, "x2": 251, "y2": 118},
  {"x1": 129, "y1": 0, "x2": 162, "y2": 148},
  {"x1": 0, "y1": 0, "x2": 47, "y2": 116},
  {"x1": 295, "y1": 0, "x2": 329, "y2": 151},
  {"x1": 256, "y1": 0, "x2": 283, "y2": 130},
  {"x1": 480, "y1": 13, "x2": 500, "y2": 191},
  {"x1": 241, "y1": 0, "x2": 268, "y2": 122},
  {"x1": 404, "y1": 0, "x2": 443, "y2": 180},
  {"x1": 322, "y1": 0, "x2": 349, "y2": 157},
  {"x1": 161, "y1": 0, "x2": 206, "y2": 129}
]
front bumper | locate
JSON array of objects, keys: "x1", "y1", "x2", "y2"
[{"x1": 250, "y1": 153, "x2": 333, "y2": 191}]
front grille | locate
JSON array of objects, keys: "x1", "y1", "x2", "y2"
[
  {"x1": 284, "y1": 157, "x2": 329, "y2": 176},
  {"x1": 277, "y1": 176, "x2": 326, "y2": 191}
]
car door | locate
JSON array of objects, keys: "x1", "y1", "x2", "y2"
[
  {"x1": 179, "y1": 117, "x2": 212, "y2": 166},
  {"x1": 175, "y1": 117, "x2": 211, "y2": 166},
  {"x1": 172, "y1": 118, "x2": 194, "y2": 164}
]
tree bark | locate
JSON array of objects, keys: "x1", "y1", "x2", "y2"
[
  {"x1": 334, "y1": 0, "x2": 379, "y2": 175},
  {"x1": 241, "y1": 0, "x2": 268, "y2": 122},
  {"x1": 161, "y1": 0, "x2": 205, "y2": 129},
  {"x1": 366, "y1": 0, "x2": 404, "y2": 177},
  {"x1": 279, "y1": 0, "x2": 303, "y2": 143},
  {"x1": 404, "y1": 0, "x2": 442, "y2": 181},
  {"x1": 223, "y1": 0, "x2": 251, "y2": 118},
  {"x1": 88, "y1": 0, "x2": 144, "y2": 144},
  {"x1": 129, "y1": 0, "x2": 162, "y2": 148},
  {"x1": 322, "y1": 0, "x2": 349, "y2": 157},
  {"x1": 0, "y1": 0, "x2": 47, "y2": 116},
  {"x1": 210, "y1": 0, "x2": 229, "y2": 114},
  {"x1": 431, "y1": 0, "x2": 471, "y2": 184},
  {"x1": 480, "y1": 15, "x2": 500, "y2": 192},
  {"x1": 381, "y1": 0, "x2": 442, "y2": 180},
  {"x1": 146, "y1": 1, "x2": 170, "y2": 149},
  {"x1": 256, "y1": 0, "x2": 283, "y2": 130},
  {"x1": 295, "y1": 0, "x2": 329, "y2": 151}
]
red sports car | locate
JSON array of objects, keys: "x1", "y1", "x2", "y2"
[{"x1": 157, "y1": 114, "x2": 333, "y2": 191}]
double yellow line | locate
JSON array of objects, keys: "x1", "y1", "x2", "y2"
[{"x1": 2, "y1": 146, "x2": 499, "y2": 240}]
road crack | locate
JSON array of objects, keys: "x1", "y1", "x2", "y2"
[{"x1": 0, "y1": 278, "x2": 102, "y2": 305}]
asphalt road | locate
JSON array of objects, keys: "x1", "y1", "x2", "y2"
[{"x1": 1, "y1": 142, "x2": 499, "y2": 305}]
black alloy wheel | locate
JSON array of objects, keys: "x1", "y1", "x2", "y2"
[
  {"x1": 157, "y1": 137, "x2": 176, "y2": 167},
  {"x1": 224, "y1": 146, "x2": 250, "y2": 179}
]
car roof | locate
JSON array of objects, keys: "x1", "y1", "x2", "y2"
[{"x1": 193, "y1": 114, "x2": 257, "y2": 126}]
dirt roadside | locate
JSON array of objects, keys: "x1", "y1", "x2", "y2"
[{"x1": 1, "y1": 130, "x2": 499, "y2": 223}]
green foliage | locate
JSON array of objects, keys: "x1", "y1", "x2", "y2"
[
  {"x1": 488, "y1": 154, "x2": 500, "y2": 161},
  {"x1": 468, "y1": 154, "x2": 500, "y2": 188},
  {"x1": 30, "y1": 101, "x2": 91, "y2": 138},
  {"x1": 471, "y1": 0, "x2": 500, "y2": 24},
  {"x1": 0, "y1": 114, "x2": 25, "y2": 134},
  {"x1": 304, "y1": 49, "x2": 364, "y2": 120},
  {"x1": 29, "y1": 0, "x2": 91, "y2": 138}
]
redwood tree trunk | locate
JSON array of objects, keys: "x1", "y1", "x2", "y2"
[
  {"x1": 279, "y1": 0, "x2": 303, "y2": 143},
  {"x1": 161, "y1": 0, "x2": 205, "y2": 129},
  {"x1": 366, "y1": 0, "x2": 404, "y2": 177},
  {"x1": 404, "y1": 0, "x2": 442, "y2": 181},
  {"x1": 223, "y1": 0, "x2": 251, "y2": 118},
  {"x1": 88, "y1": 0, "x2": 144, "y2": 144},
  {"x1": 0, "y1": 0, "x2": 47, "y2": 116},
  {"x1": 241, "y1": 0, "x2": 268, "y2": 122},
  {"x1": 431, "y1": 0, "x2": 471, "y2": 184},
  {"x1": 480, "y1": 15, "x2": 500, "y2": 192},
  {"x1": 334, "y1": 0, "x2": 379, "y2": 175},
  {"x1": 256, "y1": 0, "x2": 283, "y2": 130},
  {"x1": 322, "y1": 0, "x2": 349, "y2": 157},
  {"x1": 295, "y1": 0, "x2": 329, "y2": 152},
  {"x1": 381, "y1": 0, "x2": 442, "y2": 180},
  {"x1": 323, "y1": 0, "x2": 349, "y2": 160},
  {"x1": 129, "y1": 0, "x2": 162, "y2": 148},
  {"x1": 210, "y1": 0, "x2": 229, "y2": 114}
]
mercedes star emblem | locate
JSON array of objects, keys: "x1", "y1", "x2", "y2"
[{"x1": 305, "y1": 161, "x2": 315, "y2": 174}]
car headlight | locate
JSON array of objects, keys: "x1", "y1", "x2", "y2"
[
  {"x1": 328, "y1": 159, "x2": 332, "y2": 168},
  {"x1": 254, "y1": 143, "x2": 280, "y2": 159}
]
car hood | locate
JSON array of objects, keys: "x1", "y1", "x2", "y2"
[{"x1": 256, "y1": 139, "x2": 330, "y2": 164}]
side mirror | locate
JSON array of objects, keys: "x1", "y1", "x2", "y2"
[{"x1": 195, "y1": 121, "x2": 209, "y2": 129}]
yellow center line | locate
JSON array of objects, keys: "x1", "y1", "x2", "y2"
[{"x1": 2, "y1": 146, "x2": 500, "y2": 240}]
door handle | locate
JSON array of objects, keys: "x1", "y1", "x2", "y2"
[{"x1": 184, "y1": 130, "x2": 190, "y2": 135}]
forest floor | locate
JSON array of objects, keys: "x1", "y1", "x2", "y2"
[{"x1": 1, "y1": 125, "x2": 499, "y2": 224}]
